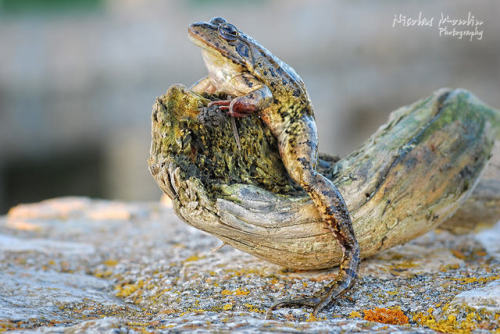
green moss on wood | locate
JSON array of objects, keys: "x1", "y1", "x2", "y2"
[{"x1": 151, "y1": 85, "x2": 304, "y2": 198}]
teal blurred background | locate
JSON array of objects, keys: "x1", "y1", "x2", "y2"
[{"x1": 1, "y1": 0, "x2": 499, "y2": 212}]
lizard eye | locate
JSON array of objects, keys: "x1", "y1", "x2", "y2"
[
  {"x1": 218, "y1": 23, "x2": 239, "y2": 41},
  {"x1": 210, "y1": 17, "x2": 227, "y2": 26}
]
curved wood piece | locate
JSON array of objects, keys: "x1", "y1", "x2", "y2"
[{"x1": 149, "y1": 87, "x2": 500, "y2": 270}]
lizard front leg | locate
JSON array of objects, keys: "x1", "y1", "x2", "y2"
[
  {"x1": 190, "y1": 76, "x2": 217, "y2": 94},
  {"x1": 208, "y1": 86, "x2": 272, "y2": 117},
  {"x1": 205, "y1": 74, "x2": 272, "y2": 149},
  {"x1": 208, "y1": 73, "x2": 273, "y2": 117}
]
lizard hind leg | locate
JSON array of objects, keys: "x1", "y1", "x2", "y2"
[
  {"x1": 268, "y1": 116, "x2": 360, "y2": 317},
  {"x1": 266, "y1": 255, "x2": 359, "y2": 318}
]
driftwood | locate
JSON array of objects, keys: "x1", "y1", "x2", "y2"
[{"x1": 149, "y1": 86, "x2": 500, "y2": 270}]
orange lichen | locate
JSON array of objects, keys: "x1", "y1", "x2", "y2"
[
  {"x1": 475, "y1": 250, "x2": 487, "y2": 257},
  {"x1": 0, "y1": 320, "x2": 16, "y2": 332},
  {"x1": 451, "y1": 249, "x2": 466, "y2": 260},
  {"x1": 363, "y1": 307, "x2": 409, "y2": 325}
]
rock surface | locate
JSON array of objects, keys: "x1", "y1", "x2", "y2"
[
  {"x1": 0, "y1": 197, "x2": 498, "y2": 333},
  {"x1": 451, "y1": 280, "x2": 500, "y2": 312}
]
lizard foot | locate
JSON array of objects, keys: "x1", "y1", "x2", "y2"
[
  {"x1": 266, "y1": 279, "x2": 352, "y2": 319},
  {"x1": 266, "y1": 296, "x2": 324, "y2": 320}
]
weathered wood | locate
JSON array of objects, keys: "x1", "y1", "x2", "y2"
[
  {"x1": 149, "y1": 86, "x2": 500, "y2": 270},
  {"x1": 438, "y1": 142, "x2": 500, "y2": 234}
]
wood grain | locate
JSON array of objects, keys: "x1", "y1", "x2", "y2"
[{"x1": 149, "y1": 87, "x2": 500, "y2": 270}]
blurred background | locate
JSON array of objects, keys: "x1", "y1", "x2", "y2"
[{"x1": 1, "y1": 0, "x2": 499, "y2": 213}]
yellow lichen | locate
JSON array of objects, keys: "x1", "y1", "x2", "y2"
[
  {"x1": 222, "y1": 304, "x2": 233, "y2": 311},
  {"x1": 412, "y1": 308, "x2": 493, "y2": 333},
  {"x1": 244, "y1": 303, "x2": 264, "y2": 313},
  {"x1": 452, "y1": 275, "x2": 500, "y2": 284},
  {"x1": 115, "y1": 280, "x2": 144, "y2": 298},
  {"x1": 440, "y1": 263, "x2": 460, "y2": 272},
  {"x1": 224, "y1": 268, "x2": 262, "y2": 277},
  {"x1": 183, "y1": 255, "x2": 204, "y2": 263},
  {"x1": 103, "y1": 259, "x2": 118, "y2": 266},
  {"x1": 389, "y1": 261, "x2": 418, "y2": 272},
  {"x1": 234, "y1": 288, "x2": 250, "y2": 296},
  {"x1": 349, "y1": 311, "x2": 362, "y2": 318},
  {"x1": 94, "y1": 270, "x2": 113, "y2": 278},
  {"x1": 221, "y1": 288, "x2": 249, "y2": 296}
]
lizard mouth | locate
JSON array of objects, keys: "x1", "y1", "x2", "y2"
[
  {"x1": 187, "y1": 27, "x2": 209, "y2": 49},
  {"x1": 187, "y1": 24, "x2": 218, "y2": 52},
  {"x1": 188, "y1": 23, "x2": 246, "y2": 68}
]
